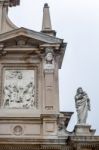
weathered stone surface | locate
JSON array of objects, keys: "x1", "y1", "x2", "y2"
[{"x1": 73, "y1": 124, "x2": 96, "y2": 136}]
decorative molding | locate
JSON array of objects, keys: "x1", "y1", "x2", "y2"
[
  {"x1": 13, "y1": 125, "x2": 23, "y2": 136},
  {"x1": 0, "y1": 45, "x2": 7, "y2": 57},
  {"x1": 0, "y1": 145, "x2": 40, "y2": 150},
  {"x1": 0, "y1": 28, "x2": 62, "y2": 44},
  {"x1": 45, "y1": 106, "x2": 53, "y2": 110}
]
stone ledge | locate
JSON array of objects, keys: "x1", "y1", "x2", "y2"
[{"x1": 73, "y1": 124, "x2": 96, "y2": 136}]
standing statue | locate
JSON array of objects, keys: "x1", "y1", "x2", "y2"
[{"x1": 75, "y1": 87, "x2": 91, "y2": 124}]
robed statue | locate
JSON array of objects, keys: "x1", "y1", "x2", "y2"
[{"x1": 75, "y1": 87, "x2": 91, "y2": 124}]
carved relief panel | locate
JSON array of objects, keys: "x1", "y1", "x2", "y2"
[{"x1": 1, "y1": 66, "x2": 38, "y2": 110}]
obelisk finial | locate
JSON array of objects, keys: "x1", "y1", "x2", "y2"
[{"x1": 41, "y1": 3, "x2": 56, "y2": 36}]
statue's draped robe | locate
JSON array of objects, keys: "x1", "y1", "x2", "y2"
[{"x1": 75, "y1": 94, "x2": 88, "y2": 124}]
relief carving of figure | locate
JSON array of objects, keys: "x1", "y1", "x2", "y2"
[
  {"x1": 75, "y1": 87, "x2": 91, "y2": 124},
  {"x1": 3, "y1": 70, "x2": 37, "y2": 109},
  {"x1": 3, "y1": 85, "x2": 12, "y2": 107},
  {"x1": 23, "y1": 82, "x2": 35, "y2": 108}
]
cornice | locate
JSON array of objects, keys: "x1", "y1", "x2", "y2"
[{"x1": 0, "y1": 28, "x2": 63, "y2": 44}]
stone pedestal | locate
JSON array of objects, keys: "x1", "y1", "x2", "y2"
[{"x1": 74, "y1": 124, "x2": 96, "y2": 136}]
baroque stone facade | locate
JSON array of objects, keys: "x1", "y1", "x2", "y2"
[{"x1": 0, "y1": 1, "x2": 99, "y2": 150}]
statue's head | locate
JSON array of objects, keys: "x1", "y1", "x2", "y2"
[
  {"x1": 45, "y1": 48, "x2": 54, "y2": 62},
  {"x1": 46, "y1": 52, "x2": 53, "y2": 61},
  {"x1": 77, "y1": 87, "x2": 83, "y2": 94}
]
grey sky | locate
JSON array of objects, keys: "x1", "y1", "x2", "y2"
[{"x1": 9, "y1": 0, "x2": 99, "y2": 134}]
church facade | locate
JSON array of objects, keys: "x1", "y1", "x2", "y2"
[{"x1": 0, "y1": 0, "x2": 99, "y2": 149}]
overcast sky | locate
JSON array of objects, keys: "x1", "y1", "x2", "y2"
[{"x1": 9, "y1": 0, "x2": 99, "y2": 134}]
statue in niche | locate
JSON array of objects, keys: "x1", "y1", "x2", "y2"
[
  {"x1": 3, "y1": 70, "x2": 37, "y2": 109},
  {"x1": 44, "y1": 48, "x2": 54, "y2": 72},
  {"x1": 75, "y1": 87, "x2": 91, "y2": 124}
]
